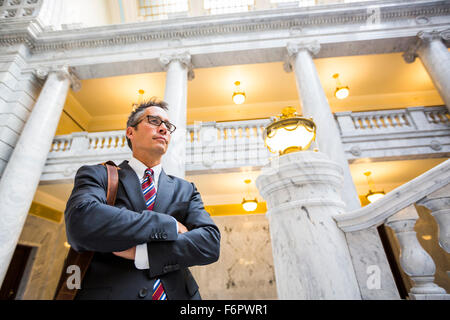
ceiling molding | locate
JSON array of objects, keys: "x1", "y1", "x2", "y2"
[{"x1": 1, "y1": 1, "x2": 449, "y2": 54}]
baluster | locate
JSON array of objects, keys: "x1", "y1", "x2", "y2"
[
  {"x1": 426, "y1": 112, "x2": 436, "y2": 124},
  {"x1": 236, "y1": 126, "x2": 245, "y2": 163},
  {"x1": 225, "y1": 126, "x2": 235, "y2": 164},
  {"x1": 360, "y1": 117, "x2": 367, "y2": 129},
  {"x1": 374, "y1": 115, "x2": 382, "y2": 129},
  {"x1": 417, "y1": 185, "x2": 450, "y2": 253},
  {"x1": 215, "y1": 126, "x2": 225, "y2": 165},
  {"x1": 248, "y1": 125, "x2": 258, "y2": 163},
  {"x1": 193, "y1": 123, "x2": 203, "y2": 166},
  {"x1": 243, "y1": 126, "x2": 250, "y2": 163},
  {"x1": 185, "y1": 128, "x2": 192, "y2": 165},
  {"x1": 89, "y1": 137, "x2": 97, "y2": 149},
  {"x1": 437, "y1": 111, "x2": 447, "y2": 124},
  {"x1": 258, "y1": 125, "x2": 268, "y2": 161},
  {"x1": 121, "y1": 134, "x2": 127, "y2": 148},
  {"x1": 386, "y1": 205, "x2": 447, "y2": 299},
  {"x1": 53, "y1": 140, "x2": 61, "y2": 152},
  {"x1": 352, "y1": 116, "x2": 361, "y2": 129},
  {"x1": 387, "y1": 115, "x2": 396, "y2": 127}
]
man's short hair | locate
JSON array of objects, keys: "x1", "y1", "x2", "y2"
[{"x1": 126, "y1": 97, "x2": 169, "y2": 150}]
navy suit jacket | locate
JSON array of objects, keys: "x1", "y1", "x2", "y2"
[{"x1": 64, "y1": 160, "x2": 220, "y2": 300}]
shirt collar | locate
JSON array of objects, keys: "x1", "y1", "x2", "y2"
[{"x1": 128, "y1": 156, "x2": 162, "y2": 185}]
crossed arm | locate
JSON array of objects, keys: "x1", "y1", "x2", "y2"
[
  {"x1": 65, "y1": 165, "x2": 220, "y2": 274},
  {"x1": 113, "y1": 222, "x2": 188, "y2": 260}
]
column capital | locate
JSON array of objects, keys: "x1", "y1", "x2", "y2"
[
  {"x1": 159, "y1": 51, "x2": 195, "y2": 80},
  {"x1": 284, "y1": 41, "x2": 321, "y2": 72},
  {"x1": 403, "y1": 29, "x2": 450, "y2": 63},
  {"x1": 417, "y1": 29, "x2": 450, "y2": 43},
  {"x1": 286, "y1": 41, "x2": 321, "y2": 58},
  {"x1": 34, "y1": 65, "x2": 81, "y2": 91}
]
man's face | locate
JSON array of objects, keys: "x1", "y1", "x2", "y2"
[{"x1": 126, "y1": 106, "x2": 172, "y2": 157}]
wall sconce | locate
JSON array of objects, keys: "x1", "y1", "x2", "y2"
[
  {"x1": 333, "y1": 73, "x2": 349, "y2": 100},
  {"x1": 263, "y1": 106, "x2": 316, "y2": 155},
  {"x1": 242, "y1": 179, "x2": 257, "y2": 212},
  {"x1": 364, "y1": 171, "x2": 385, "y2": 203},
  {"x1": 132, "y1": 89, "x2": 145, "y2": 110},
  {"x1": 232, "y1": 81, "x2": 246, "y2": 104}
]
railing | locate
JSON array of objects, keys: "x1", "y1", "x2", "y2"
[
  {"x1": 186, "y1": 119, "x2": 272, "y2": 173},
  {"x1": 334, "y1": 159, "x2": 450, "y2": 299},
  {"x1": 43, "y1": 106, "x2": 450, "y2": 181},
  {"x1": 336, "y1": 106, "x2": 450, "y2": 161}
]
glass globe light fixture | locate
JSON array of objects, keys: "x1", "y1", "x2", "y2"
[
  {"x1": 132, "y1": 89, "x2": 145, "y2": 110},
  {"x1": 263, "y1": 106, "x2": 316, "y2": 155},
  {"x1": 335, "y1": 86, "x2": 349, "y2": 99},
  {"x1": 232, "y1": 81, "x2": 246, "y2": 104},
  {"x1": 366, "y1": 190, "x2": 385, "y2": 203},
  {"x1": 241, "y1": 179, "x2": 257, "y2": 212},
  {"x1": 333, "y1": 73, "x2": 349, "y2": 100},
  {"x1": 242, "y1": 198, "x2": 258, "y2": 212},
  {"x1": 364, "y1": 171, "x2": 385, "y2": 203}
]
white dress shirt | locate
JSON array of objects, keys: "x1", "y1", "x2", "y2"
[{"x1": 127, "y1": 156, "x2": 177, "y2": 270}]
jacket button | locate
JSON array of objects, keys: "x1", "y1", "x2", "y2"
[
  {"x1": 162, "y1": 233, "x2": 168, "y2": 240},
  {"x1": 138, "y1": 287, "x2": 148, "y2": 298}
]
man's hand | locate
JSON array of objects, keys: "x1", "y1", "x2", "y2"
[
  {"x1": 113, "y1": 222, "x2": 186, "y2": 259},
  {"x1": 177, "y1": 221, "x2": 188, "y2": 234},
  {"x1": 113, "y1": 246, "x2": 136, "y2": 260}
]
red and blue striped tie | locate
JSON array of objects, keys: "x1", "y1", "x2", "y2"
[{"x1": 142, "y1": 168, "x2": 167, "y2": 300}]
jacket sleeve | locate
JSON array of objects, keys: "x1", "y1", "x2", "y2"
[
  {"x1": 65, "y1": 165, "x2": 177, "y2": 252},
  {"x1": 146, "y1": 183, "x2": 221, "y2": 277}
]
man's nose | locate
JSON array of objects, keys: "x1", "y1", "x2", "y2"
[{"x1": 158, "y1": 123, "x2": 168, "y2": 134}]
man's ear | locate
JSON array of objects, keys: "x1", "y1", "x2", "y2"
[{"x1": 126, "y1": 126, "x2": 133, "y2": 140}]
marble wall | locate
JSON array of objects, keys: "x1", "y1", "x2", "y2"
[
  {"x1": 15, "y1": 214, "x2": 68, "y2": 300},
  {"x1": 190, "y1": 214, "x2": 277, "y2": 300}
]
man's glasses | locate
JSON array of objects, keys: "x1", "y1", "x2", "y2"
[{"x1": 136, "y1": 115, "x2": 176, "y2": 134}]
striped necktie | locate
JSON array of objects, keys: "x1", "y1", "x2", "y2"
[{"x1": 142, "y1": 168, "x2": 167, "y2": 300}]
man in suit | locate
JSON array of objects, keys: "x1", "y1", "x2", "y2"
[{"x1": 64, "y1": 98, "x2": 220, "y2": 300}]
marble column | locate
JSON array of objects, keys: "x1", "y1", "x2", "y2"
[
  {"x1": 159, "y1": 52, "x2": 193, "y2": 178},
  {"x1": 285, "y1": 42, "x2": 399, "y2": 300},
  {"x1": 286, "y1": 41, "x2": 360, "y2": 211},
  {"x1": 0, "y1": 66, "x2": 79, "y2": 286},
  {"x1": 403, "y1": 29, "x2": 450, "y2": 112},
  {"x1": 256, "y1": 151, "x2": 361, "y2": 299}
]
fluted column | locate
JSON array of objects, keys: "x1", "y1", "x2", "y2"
[
  {"x1": 386, "y1": 205, "x2": 447, "y2": 299},
  {"x1": 0, "y1": 66, "x2": 79, "y2": 287},
  {"x1": 417, "y1": 185, "x2": 450, "y2": 253},
  {"x1": 159, "y1": 52, "x2": 194, "y2": 178},
  {"x1": 256, "y1": 151, "x2": 361, "y2": 299},
  {"x1": 403, "y1": 29, "x2": 450, "y2": 112},
  {"x1": 285, "y1": 41, "x2": 360, "y2": 211}
]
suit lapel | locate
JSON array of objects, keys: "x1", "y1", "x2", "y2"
[
  {"x1": 153, "y1": 169, "x2": 174, "y2": 213},
  {"x1": 118, "y1": 161, "x2": 147, "y2": 213}
]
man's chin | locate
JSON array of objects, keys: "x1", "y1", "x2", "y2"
[{"x1": 151, "y1": 146, "x2": 167, "y2": 155}]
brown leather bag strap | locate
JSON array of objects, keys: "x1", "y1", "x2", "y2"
[
  {"x1": 104, "y1": 161, "x2": 119, "y2": 205},
  {"x1": 54, "y1": 161, "x2": 119, "y2": 300}
]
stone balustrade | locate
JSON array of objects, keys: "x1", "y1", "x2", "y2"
[
  {"x1": 43, "y1": 106, "x2": 450, "y2": 182},
  {"x1": 336, "y1": 106, "x2": 450, "y2": 161},
  {"x1": 335, "y1": 159, "x2": 450, "y2": 300}
]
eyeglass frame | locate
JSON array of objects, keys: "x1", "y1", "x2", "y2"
[{"x1": 134, "y1": 115, "x2": 176, "y2": 134}]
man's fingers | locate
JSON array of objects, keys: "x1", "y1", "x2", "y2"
[
  {"x1": 112, "y1": 247, "x2": 136, "y2": 260},
  {"x1": 177, "y1": 221, "x2": 188, "y2": 234}
]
